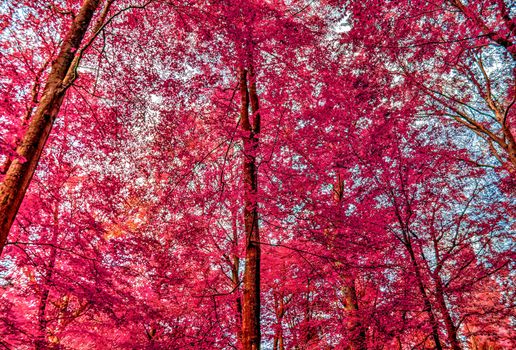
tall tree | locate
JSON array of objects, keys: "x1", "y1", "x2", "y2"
[
  {"x1": 239, "y1": 65, "x2": 262, "y2": 349},
  {"x1": 0, "y1": 0, "x2": 106, "y2": 255}
]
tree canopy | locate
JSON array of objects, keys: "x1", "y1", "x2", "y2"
[{"x1": 0, "y1": 0, "x2": 514, "y2": 349}]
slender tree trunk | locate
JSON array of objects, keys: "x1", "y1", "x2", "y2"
[
  {"x1": 231, "y1": 206, "x2": 243, "y2": 346},
  {"x1": 430, "y1": 234, "x2": 462, "y2": 350},
  {"x1": 303, "y1": 281, "x2": 317, "y2": 345},
  {"x1": 0, "y1": 0, "x2": 101, "y2": 256},
  {"x1": 342, "y1": 280, "x2": 367, "y2": 350},
  {"x1": 434, "y1": 274, "x2": 462, "y2": 350},
  {"x1": 273, "y1": 294, "x2": 286, "y2": 350},
  {"x1": 35, "y1": 205, "x2": 60, "y2": 350},
  {"x1": 405, "y1": 242, "x2": 444, "y2": 350},
  {"x1": 239, "y1": 66, "x2": 261, "y2": 350},
  {"x1": 333, "y1": 174, "x2": 367, "y2": 350},
  {"x1": 234, "y1": 263, "x2": 244, "y2": 344}
]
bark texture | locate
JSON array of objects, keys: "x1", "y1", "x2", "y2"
[
  {"x1": 273, "y1": 293, "x2": 286, "y2": 350},
  {"x1": 0, "y1": 0, "x2": 101, "y2": 255},
  {"x1": 239, "y1": 66, "x2": 261, "y2": 350}
]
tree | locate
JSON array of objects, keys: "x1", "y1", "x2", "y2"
[
  {"x1": 347, "y1": 0, "x2": 516, "y2": 180},
  {"x1": 0, "y1": 0, "x2": 108, "y2": 255}
]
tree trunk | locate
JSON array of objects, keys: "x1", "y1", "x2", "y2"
[
  {"x1": 333, "y1": 174, "x2": 367, "y2": 350},
  {"x1": 0, "y1": 0, "x2": 101, "y2": 256},
  {"x1": 434, "y1": 274, "x2": 462, "y2": 350},
  {"x1": 406, "y1": 242, "x2": 444, "y2": 350},
  {"x1": 35, "y1": 205, "x2": 60, "y2": 350},
  {"x1": 303, "y1": 281, "x2": 317, "y2": 345},
  {"x1": 239, "y1": 66, "x2": 261, "y2": 350},
  {"x1": 273, "y1": 293, "x2": 286, "y2": 350},
  {"x1": 342, "y1": 280, "x2": 367, "y2": 350},
  {"x1": 231, "y1": 206, "x2": 243, "y2": 346}
]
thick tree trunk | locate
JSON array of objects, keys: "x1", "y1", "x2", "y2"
[
  {"x1": 0, "y1": 0, "x2": 101, "y2": 256},
  {"x1": 239, "y1": 67, "x2": 261, "y2": 350}
]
